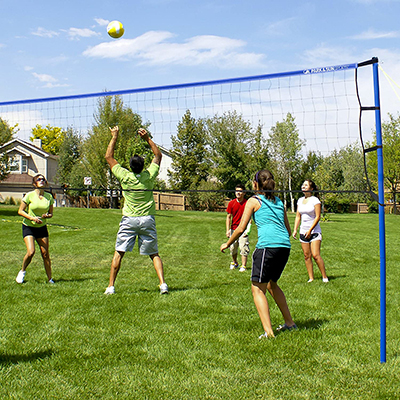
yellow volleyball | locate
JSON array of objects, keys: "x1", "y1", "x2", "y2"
[{"x1": 107, "y1": 21, "x2": 124, "y2": 39}]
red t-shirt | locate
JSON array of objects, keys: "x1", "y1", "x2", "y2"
[{"x1": 227, "y1": 198, "x2": 247, "y2": 230}]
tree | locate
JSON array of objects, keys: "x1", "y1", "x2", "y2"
[
  {"x1": 207, "y1": 111, "x2": 266, "y2": 194},
  {"x1": 31, "y1": 124, "x2": 64, "y2": 154},
  {"x1": 56, "y1": 128, "x2": 82, "y2": 187},
  {"x1": 315, "y1": 143, "x2": 368, "y2": 211},
  {"x1": 367, "y1": 113, "x2": 400, "y2": 214},
  {"x1": 267, "y1": 113, "x2": 304, "y2": 211},
  {"x1": 0, "y1": 118, "x2": 19, "y2": 181},
  {"x1": 83, "y1": 95, "x2": 151, "y2": 189},
  {"x1": 168, "y1": 110, "x2": 210, "y2": 190}
]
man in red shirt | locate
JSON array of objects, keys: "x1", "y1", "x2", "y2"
[{"x1": 226, "y1": 184, "x2": 250, "y2": 272}]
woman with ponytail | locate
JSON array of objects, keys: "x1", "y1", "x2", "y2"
[{"x1": 221, "y1": 170, "x2": 297, "y2": 338}]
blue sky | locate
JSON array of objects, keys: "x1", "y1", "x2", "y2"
[{"x1": 1, "y1": 0, "x2": 400, "y2": 141}]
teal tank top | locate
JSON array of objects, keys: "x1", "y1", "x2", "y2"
[{"x1": 252, "y1": 195, "x2": 291, "y2": 249}]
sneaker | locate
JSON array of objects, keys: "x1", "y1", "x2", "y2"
[
  {"x1": 307, "y1": 278, "x2": 314, "y2": 283},
  {"x1": 239, "y1": 266, "x2": 246, "y2": 272},
  {"x1": 48, "y1": 279, "x2": 55, "y2": 284},
  {"x1": 16, "y1": 270, "x2": 26, "y2": 284},
  {"x1": 159, "y1": 283, "x2": 169, "y2": 294},
  {"x1": 230, "y1": 262, "x2": 239, "y2": 270},
  {"x1": 104, "y1": 286, "x2": 115, "y2": 295},
  {"x1": 276, "y1": 323, "x2": 298, "y2": 332},
  {"x1": 323, "y1": 277, "x2": 329, "y2": 283}
]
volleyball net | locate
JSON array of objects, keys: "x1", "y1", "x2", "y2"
[{"x1": 0, "y1": 57, "x2": 380, "y2": 199}]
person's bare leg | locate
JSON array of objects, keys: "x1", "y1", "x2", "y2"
[
  {"x1": 108, "y1": 251, "x2": 125, "y2": 287},
  {"x1": 251, "y1": 282, "x2": 274, "y2": 337},
  {"x1": 311, "y1": 240, "x2": 328, "y2": 280},
  {"x1": 37, "y1": 237, "x2": 52, "y2": 281},
  {"x1": 267, "y1": 281, "x2": 295, "y2": 327},
  {"x1": 150, "y1": 253, "x2": 165, "y2": 285},
  {"x1": 301, "y1": 242, "x2": 314, "y2": 281},
  {"x1": 22, "y1": 236, "x2": 36, "y2": 271}
]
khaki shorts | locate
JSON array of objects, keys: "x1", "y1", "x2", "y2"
[{"x1": 229, "y1": 229, "x2": 250, "y2": 257}]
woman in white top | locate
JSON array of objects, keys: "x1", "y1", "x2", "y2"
[{"x1": 293, "y1": 180, "x2": 328, "y2": 283}]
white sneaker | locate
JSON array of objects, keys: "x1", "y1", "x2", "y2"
[
  {"x1": 16, "y1": 270, "x2": 26, "y2": 284},
  {"x1": 323, "y1": 278, "x2": 329, "y2": 283},
  {"x1": 48, "y1": 279, "x2": 55, "y2": 284},
  {"x1": 160, "y1": 283, "x2": 169, "y2": 294},
  {"x1": 104, "y1": 286, "x2": 115, "y2": 295},
  {"x1": 230, "y1": 262, "x2": 238, "y2": 270},
  {"x1": 239, "y1": 266, "x2": 246, "y2": 272}
]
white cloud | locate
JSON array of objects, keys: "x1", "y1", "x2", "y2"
[
  {"x1": 351, "y1": 29, "x2": 400, "y2": 40},
  {"x1": 83, "y1": 31, "x2": 265, "y2": 68},
  {"x1": 32, "y1": 72, "x2": 69, "y2": 89},
  {"x1": 66, "y1": 27, "x2": 101, "y2": 40},
  {"x1": 94, "y1": 18, "x2": 109, "y2": 26},
  {"x1": 24, "y1": 66, "x2": 34, "y2": 71},
  {"x1": 32, "y1": 27, "x2": 59, "y2": 38}
]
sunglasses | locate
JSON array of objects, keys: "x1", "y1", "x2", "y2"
[{"x1": 36, "y1": 177, "x2": 46, "y2": 182}]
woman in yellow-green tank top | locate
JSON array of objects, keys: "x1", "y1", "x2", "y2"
[{"x1": 16, "y1": 174, "x2": 54, "y2": 284}]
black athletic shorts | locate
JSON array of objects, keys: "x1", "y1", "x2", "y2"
[
  {"x1": 22, "y1": 224, "x2": 49, "y2": 239},
  {"x1": 251, "y1": 247, "x2": 290, "y2": 284}
]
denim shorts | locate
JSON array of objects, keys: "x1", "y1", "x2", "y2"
[{"x1": 115, "y1": 215, "x2": 158, "y2": 255}]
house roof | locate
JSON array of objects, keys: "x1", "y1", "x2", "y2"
[
  {"x1": 1, "y1": 173, "x2": 33, "y2": 185},
  {"x1": 0, "y1": 138, "x2": 58, "y2": 159}
]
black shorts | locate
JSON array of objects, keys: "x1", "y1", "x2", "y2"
[
  {"x1": 22, "y1": 224, "x2": 49, "y2": 239},
  {"x1": 251, "y1": 247, "x2": 290, "y2": 283}
]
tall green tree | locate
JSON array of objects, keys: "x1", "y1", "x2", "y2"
[
  {"x1": 207, "y1": 111, "x2": 265, "y2": 194},
  {"x1": 367, "y1": 113, "x2": 400, "y2": 213},
  {"x1": 267, "y1": 112, "x2": 304, "y2": 211},
  {"x1": 315, "y1": 143, "x2": 368, "y2": 207},
  {"x1": 83, "y1": 95, "x2": 150, "y2": 189},
  {"x1": 168, "y1": 110, "x2": 210, "y2": 190},
  {"x1": 31, "y1": 124, "x2": 64, "y2": 154},
  {"x1": 56, "y1": 128, "x2": 82, "y2": 187},
  {"x1": 0, "y1": 118, "x2": 19, "y2": 181}
]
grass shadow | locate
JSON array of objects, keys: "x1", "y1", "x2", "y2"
[
  {"x1": 297, "y1": 318, "x2": 328, "y2": 330},
  {"x1": 0, "y1": 349, "x2": 54, "y2": 365},
  {"x1": 326, "y1": 274, "x2": 347, "y2": 281},
  {"x1": 0, "y1": 209, "x2": 19, "y2": 218}
]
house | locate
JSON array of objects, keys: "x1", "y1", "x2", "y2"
[
  {"x1": 0, "y1": 138, "x2": 58, "y2": 202},
  {"x1": 158, "y1": 145, "x2": 173, "y2": 185}
]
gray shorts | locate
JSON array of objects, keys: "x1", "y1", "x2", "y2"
[{"x1": 115, "y1": 215, "x2": 158, "y2": 255}]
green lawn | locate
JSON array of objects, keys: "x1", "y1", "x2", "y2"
[{"x1": 0, "y1": 206, "x2": 399, "y2": 399}]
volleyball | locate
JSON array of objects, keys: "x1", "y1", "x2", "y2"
[{"x1": 107, "y1": 21, "x2": 124, "y2": 39}]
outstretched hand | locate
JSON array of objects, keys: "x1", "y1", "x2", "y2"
[
  {"x1": 138, "y1": 128, "x2": 149, "y2": 140},
  {"x1": 109, "y1": 126, "x2": 119, "y2": 138}
]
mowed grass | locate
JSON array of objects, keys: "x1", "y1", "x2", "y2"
[{"x1": 0, "y1": 205, "x2": 399, "y2": 399}]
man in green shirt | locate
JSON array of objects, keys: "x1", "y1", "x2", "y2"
[{"x1": 104, "y1": 126, "x2": 168, "y2": 295}]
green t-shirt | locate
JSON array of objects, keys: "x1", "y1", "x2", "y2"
[
  {"x1": 22, "y1": 191, "x2": 54, "y2": 227},
  {"x1": 112, "y1": 163, "x2": 159, "y2": 217}
]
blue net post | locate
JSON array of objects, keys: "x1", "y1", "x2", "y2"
[{"x1": 373, "y1": 60, "x2": 386, "y2": 363}]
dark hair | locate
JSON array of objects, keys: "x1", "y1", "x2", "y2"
[
  {"x1": 304, "y1": 179, "x2": 319, "y2": 198},
  {"x1": 32, "y1": 174, "x2": 47, "y2": 186},
  {"x1": 254, "y1": 170, "x2": 275, "y2": 200},
  {"x1": 129, "y1": 155, "x2": 145, "y2": 174},
  {"x1": 235, "y1": 184, "x2": 246, "y2": 191}
]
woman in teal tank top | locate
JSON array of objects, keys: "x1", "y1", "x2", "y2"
[{"x1": 221, "y1": 170, "x2": 297, "y2": 339}]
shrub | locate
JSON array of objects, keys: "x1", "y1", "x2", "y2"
[{"x1": 368, "y1": 200, "x2": 379, "y2": 213}]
